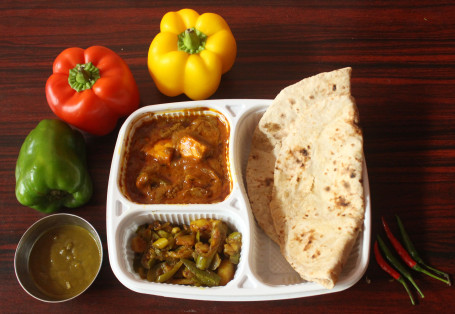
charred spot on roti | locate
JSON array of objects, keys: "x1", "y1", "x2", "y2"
[
  {"x1": 312, "y1": 250, "x2": 321, "y2": 259},
  {"x1": 299, "y1": 148, "x2": 309, "y2": 156},
  {"x1": 343, "y1": 181, "x2": 350, "y2": 189},
  {"x1": 263, "y1": 122, "x2": 281, "y2": 132},
  {"x1": 303, "y1": 234, "x2": 315, "y2": 251},
  {"x1": 264, "y1": 177, "x2": 274, "y2": 186},
  {"x1": 335, "y1": 196, "x2": 350, "y2": 207},
  {"x1": 288, "y1": 98, "x2": 296, "y2": 105},
  {"x1": 332, "y1": 84, "x2": 337, "y2": 91},
  {"x1": 309, "y1": 95, "x2": 314, "y2": 99},
  {"x1": 325, "y1": 186, "x2": 331, "y2": 192}
]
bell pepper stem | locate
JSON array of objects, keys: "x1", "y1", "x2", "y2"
[
  {"x1": 68, "y1": 62, "x2": 100, "y2": 92},
  {"x1": 184, "y1": 29, "x2": 200, "y2": 50},
  {"x1": 178, "y1": 28, "x2": 207, "y2": 54}
]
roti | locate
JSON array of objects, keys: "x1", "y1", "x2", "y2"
[{"x1": 246, "y1": 68, "x2": 365, "y2": 288}]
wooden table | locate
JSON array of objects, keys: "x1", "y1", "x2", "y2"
[{"x1": 1, "y1": 0, "x2": 454, "y2": 312}]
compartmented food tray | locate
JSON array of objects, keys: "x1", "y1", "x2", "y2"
[{"x1": 106, "y1": 99, "x2": 371, "y2": 301}]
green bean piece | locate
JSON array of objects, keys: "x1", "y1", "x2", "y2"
[
  {"x1": 209, "y1": 253, "x2": 222, "y2": 271},
  {"x1": 195, "y1": 249, "x2": 218, "y2": 270},
  {"x1": 147, "y1": 262, "x2": 164, "y2": 282},
  {"x1": 156, "y1": 260, "x2": 183, "y2": 283},
  {"x1": 153, "y1": 237, "x2": 169, "y2": 249},
  {"x1": 151, "y1": 231, "x2": 160, "y2": 241},
  {"x1": 181, "y1": 258, "x2": 221, "y2": 286},
  {"x1": 224, "y1": 231, "x2": 242, "y2": 264}
]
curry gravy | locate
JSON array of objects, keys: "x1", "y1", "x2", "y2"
[{"x1": 122, "y1": 112, "x2": 231, "y2": 204}]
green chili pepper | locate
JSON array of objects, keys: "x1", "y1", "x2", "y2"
[
  {"x1": 181, "y1": 258, "x2": 221, "y2": 286},
  {"x1": 374, "y1": 241, "x2": 415, "y2": 305},
  {"x1": 396, "y1": 215, "x2": 451, "y2": 286},
  {"x1": 377, "y1": 235, "x2": 424, "y2": 298}
]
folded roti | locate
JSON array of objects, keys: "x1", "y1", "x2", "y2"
[
  {"x1": 246, "y1": 68, "x2": 365, "y2": 288},
  {"x1": 245, "y1": 127, "x2": 280, "y2": 243}
]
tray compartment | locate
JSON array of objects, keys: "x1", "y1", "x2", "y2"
[{"x1": 116, "y1": 107, "x2": 233, "y2": 205}]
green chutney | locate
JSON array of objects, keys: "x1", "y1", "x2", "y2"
[{"x1": 29, "y1": 224, "x2": 101, "y2": 300}]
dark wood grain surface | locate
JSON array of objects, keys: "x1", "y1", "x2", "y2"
[{"x1": 1, "y1": 0, "x2": 454, "y2": 312}]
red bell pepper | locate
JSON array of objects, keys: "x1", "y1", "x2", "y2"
[{"x1": 45, "y1": 46, "x2": 140, "y2": 136}]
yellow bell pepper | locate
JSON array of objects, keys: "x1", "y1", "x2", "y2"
[{"x1": 147, "y1": 9, "x2": 237, "y2": 100}]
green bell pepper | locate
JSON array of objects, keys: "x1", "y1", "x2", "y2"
[{"x1": 15, "y1": 119, "x2": 93, "y2": 213}]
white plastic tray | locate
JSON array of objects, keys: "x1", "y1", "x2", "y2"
[{"x1": 106, "y1": 99, "x2": 371, "y2": 301}]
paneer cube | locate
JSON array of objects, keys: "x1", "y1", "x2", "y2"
[
  {"x1": 142, "y1": 139, "x2": 174, "y2": 164},
  {"x1": 177, "y1": 135, "x2": 208, "y2": 160}
]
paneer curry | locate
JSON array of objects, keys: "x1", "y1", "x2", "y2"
[{"x1": 122, "y1": 111, "x2": 231, "y2": 204}]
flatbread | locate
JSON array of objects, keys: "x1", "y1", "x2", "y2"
[
  {"x1": 246, "y1": 68, "x2": 365, "y2": 289},
  {"x1": 245, "y1": 126, "x2": 280, "y2": 243}
]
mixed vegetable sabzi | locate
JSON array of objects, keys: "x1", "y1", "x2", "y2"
[
  {"x1": 375, "y1": 216, "x2": 451, "y2": 305},
  {"x1": 131, "y1": 218, "x2": 242, "y2": 286},
  {"x1": 15, "y1": 119, "x2": 93, "y2": 213}
]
